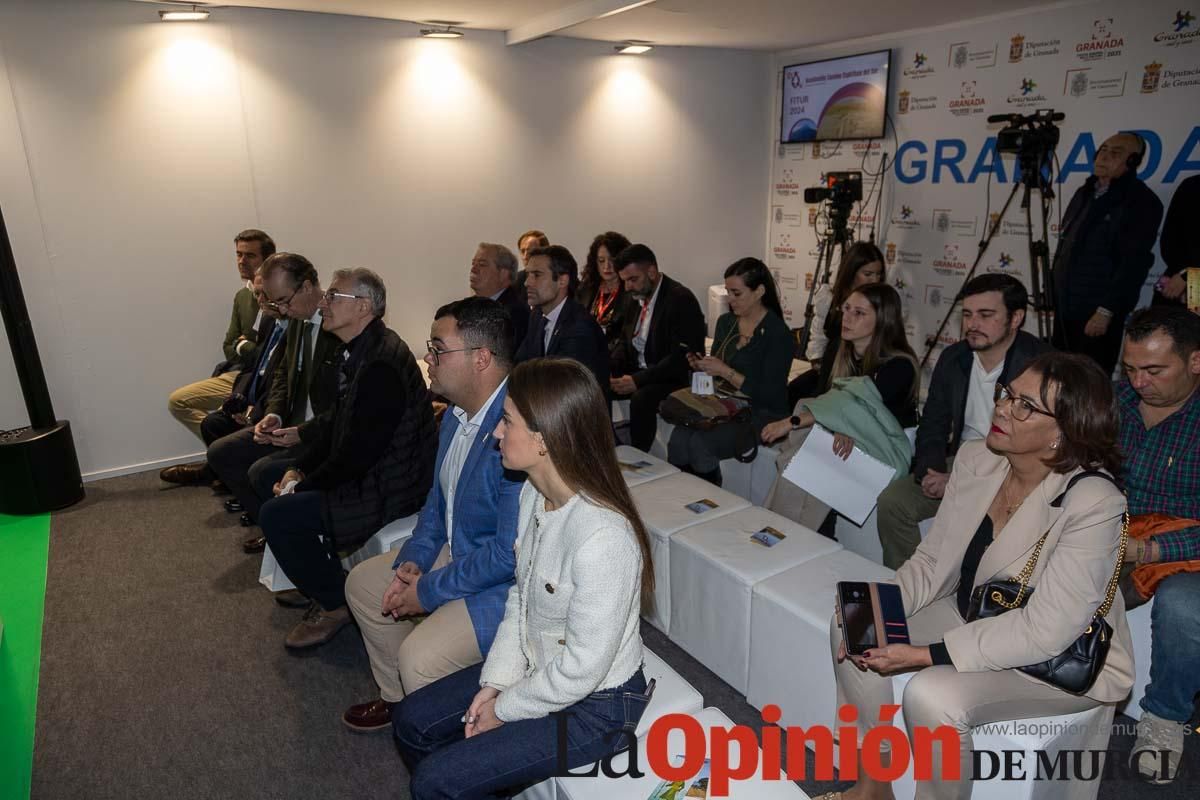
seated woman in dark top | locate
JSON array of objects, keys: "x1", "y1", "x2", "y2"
[
  {"x1": 666, "y1": 258, "x2": 793, "y2": 486},
  {"x1": 575, "y1": 231, "x2": 633, "y2": 359},
  {"x1": 789, "y1": 242, "x2": 886, "y2": 408},
  {"x1": 762, "y1": 283, "x2": 918, "y2": 530},
  {"x1": 826, "y1": 352, "x2": 1132, "y2": 800}
]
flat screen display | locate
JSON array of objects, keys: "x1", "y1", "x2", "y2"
[{"x1": 780, "y1": 50, "x2": 891, "y2": 143}]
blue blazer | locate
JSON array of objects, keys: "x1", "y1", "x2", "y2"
[{"x1": 394, "y1": 383, "x2": 524, "y2": 656}]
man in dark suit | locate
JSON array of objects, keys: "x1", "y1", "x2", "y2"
[
  {"x1": 263, "y1": 268, "x2": 437, "y2": 649},
  {"x1": 470, "y1": 242, "x2": 529, "y2": 355},
  {"x1": 514, "y1": 244, "x2": 608, "y2": 387},
  {"x1": 208, "y1": 252, "x2": 340, "y2": 552},
  {"x1": 609, "y1": 243, "x2": 707, "y2": 452},
  {"x1": 159, "y1": 273, "x2": 289, "y2": 486},
  {"x1": 1051, "y1": 132, "x2": 1164, "y2": 375}
]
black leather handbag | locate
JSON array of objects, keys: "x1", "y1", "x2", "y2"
[{"x1": 966, "y1": 472, "x2": 1128, "y2": 696}]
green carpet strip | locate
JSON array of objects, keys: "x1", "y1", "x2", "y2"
[{"x1": 0, "y1": 512, "x2": 50, "y2": 800}]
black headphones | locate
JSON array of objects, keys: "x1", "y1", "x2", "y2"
[{"x1": 1126, "y1": 132, "x2": 1147, "y2": 170}]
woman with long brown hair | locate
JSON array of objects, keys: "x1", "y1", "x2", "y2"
[{"x1": 393, "y1": 358, "x2": 654, "y2": 799}]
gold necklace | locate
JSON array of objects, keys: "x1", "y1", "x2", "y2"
[{"x1": 1001, "y1": 475, "x2": 1029, "y2": 516}]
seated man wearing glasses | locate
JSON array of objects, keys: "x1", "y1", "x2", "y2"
[
  {"x1": 339, "y1": 297, "x2": 525, "y2": 734},
  {"x1": 262, "y1": 268, "x2": 438, "y2": 649},
  {"x1": 876, "y1": 274, "x2": 1046, "y2": 568}
]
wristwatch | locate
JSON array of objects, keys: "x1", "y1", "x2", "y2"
[{"x1": 790, "y1": 415, "x2": 801, "y2": 430}]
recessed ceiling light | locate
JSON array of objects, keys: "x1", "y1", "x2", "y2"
[
  {"x1": 421, "y1": 24, "x2": 464, "y2": 39},
  {"x1": 615, "y1": 42, "x2": 653, "y2": 55},
  {"x1": 159, "y1": 4, "x2": 210, "y2": 22}
]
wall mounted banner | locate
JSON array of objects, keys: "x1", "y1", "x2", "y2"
[{"x1": 769, "y1": 0, "x2": 1200, "y2": 391}]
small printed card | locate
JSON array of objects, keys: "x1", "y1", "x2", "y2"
[
  {"x1": 619, "y1": 459, "x2": 654, "y2": 472},
  {"x1": 646, "y1": 758, "x2": 710, "y2": 799},
  {"x1": 685, "y1": 498, "x2": 719, "y2": 514},
  {"x1": 750, "y1": 526, "x2": 787, "y2": 547},
  {"x1": 691, "y1": 371, "x2": 715, "y2": 396}
]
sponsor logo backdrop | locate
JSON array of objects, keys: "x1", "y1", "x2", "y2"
[{"x1": 769, "y1": 0, "x2": 1200, "y2": 390}]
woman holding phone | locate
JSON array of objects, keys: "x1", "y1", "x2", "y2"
[{"x1": 392, "y1": 358, "x2": 654, "y2": 800}]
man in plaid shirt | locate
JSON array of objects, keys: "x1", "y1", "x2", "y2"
[{"x1": 1118, "y1": 307, "x2": 1200, "y2": 785}]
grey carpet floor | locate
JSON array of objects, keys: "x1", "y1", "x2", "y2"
[{"x1": 32, "y1": 470, "x2": 1197, "y2": 798}]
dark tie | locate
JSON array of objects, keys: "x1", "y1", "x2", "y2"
[
  {"x1": 531, "y1": 313, "x2": 547, "y2": 357},
  {"x1": 298, "y1": 321, "x2": 312, "y2": 375},
  {"x1": 247, "y1": 324, "x2": 284, "y2": 401}
]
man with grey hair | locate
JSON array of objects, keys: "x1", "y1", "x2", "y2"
[
  {"x1": 1051, "y1": 131, "x2": 1164, "y2": 375},
  {"x1": 261, "y1": 267, "x2": 438, "y2": 648},
  {"x1": 469, "y1": 242, "x2": 529, "y2": 356}
]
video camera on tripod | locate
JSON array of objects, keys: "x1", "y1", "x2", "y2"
[
  {"x1": 803, "y1": 171, "x2": 864, "y2": 206},
  {"x1": 990, "y1": 110, "x2": 1064, "y2": 175}
]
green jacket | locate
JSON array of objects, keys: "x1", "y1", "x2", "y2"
[
  {"x1": 800, "y1": 376, "x2": 913, "y2": 479},
  {"x1": 224, "y1": 287, "x2": 262, "y2": 368},
  {"x1": 711, "y1": 310, "x2": 794, "y2": 424}
]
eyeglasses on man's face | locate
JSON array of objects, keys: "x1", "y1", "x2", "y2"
[
  {"x1": 265, "y1": 284, "x2": 302, "y2": 312},
  {"x1": 321, "y1": 289, "x2": 366, "y2": 304},
  {"x1": 425, "y1": 340, "x2": 479, "y2": 366},
  {"x1": 994, "y1": 383, "x2": 1055, "y2": 422}
]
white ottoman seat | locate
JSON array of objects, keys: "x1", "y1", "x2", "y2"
[
  {"x1": 746, "y1": 549, "x2": 895, "y2": 733},
  {"x1": 669, "y1": 507, "x2": 842, "y2": 692},
  {"x1": 615, "y1": 445, "x2": 680, "y2": 488},
  {"x1": 631, "y1": 473, "x2": 750, "y2": 633}
]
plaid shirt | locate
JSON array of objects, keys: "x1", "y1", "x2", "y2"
[{"x1": 1116, "y1": 381, "x2": 1200, "y2": 562}]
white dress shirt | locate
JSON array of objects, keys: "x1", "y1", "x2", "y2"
[
  {"x1": 301, "y1": 308, "x2": 323, "y2": 422},
  {"x1": 441, "y1": 379, "x2": 507, "y2": 551},
  {"x1": 632, "y1": 279, "x2": 663, "y2": 370}
]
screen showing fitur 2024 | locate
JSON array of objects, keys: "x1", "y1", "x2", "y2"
[{"x1": 780, "y1": 50, "x2": 891, "y2": 143}]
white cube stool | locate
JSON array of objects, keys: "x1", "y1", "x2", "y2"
[
  {"x1": 616, "y1": 445, "x2": 680, "y2": 488},
  {"x1": 889, "y1": 671, "x2": 1114, "y2": 800},
  {"x1": 514, "y1": 647, "x2": 705, "y2": 800},
  {"x1": 746, "y1": 549, "x2": 895, "y2": 733},
  {"x1": 555, "y1": 707, "x2": 811, "y2": 799},
  {"x1": 340, "y1": 513, "x2": 419, "y2": 570},
  {"x1": 720, "y1": 443, "x2": 781, "y2": 507},
  {"x1": 669, "y1": 508, "x2": 842, "y2": 693},
  {"x1": 631, "y1": 473, "x2": 750, "y2": 633},
  {"x1": 1119, "y1": 597, "x2": 1154, "y2": 721},
  {"x1": 611, "y1": 402, "x2": 674, "y2": 460}
]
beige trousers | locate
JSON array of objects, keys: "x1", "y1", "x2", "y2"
[
  {"x1": 345, "y1": 546, "x2": 482, "y2": 702},
  {"x1": 829, "y1": 596, "x2": 1106, "y2": 800},
  {"x1": 167, "y1": 371, "x2": 237, "y2": 440},
  {"x1": 765, "y1": 424, "x2": 832, "y2": 530}
]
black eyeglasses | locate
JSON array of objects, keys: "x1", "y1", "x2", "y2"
[
  {"x1": 426, "y1": 340, "x2": 479, "y2": 366},
  {"x1": 994, "y1": 383, "x2": 1055, "y2": 422},
  {"x1": 266, "y1": 285, "x2": 302, "y2": 312}
]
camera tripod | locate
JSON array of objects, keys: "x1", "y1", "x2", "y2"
[
  {"x1": 920, "y1": 130, "x2": 1058, "y2": 369},
  {"x1": 797, "y1": 199, "x2": 855, "y2": 357}
]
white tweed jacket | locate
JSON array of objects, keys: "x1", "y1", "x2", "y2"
[{"x1": 480, "y1": 483, "x2": 645, "y2": 722}]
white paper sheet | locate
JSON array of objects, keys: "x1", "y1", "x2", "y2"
[{"x1": 780, "y1": 425, "x2": 895, "y2": 525}]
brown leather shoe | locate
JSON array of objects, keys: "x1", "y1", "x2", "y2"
[
  {"x1": 285, "y1": 603, "x2": 352, "y2": 649},
  {"x1": 160, "y1": 462, "x2": 215, "y2": 485},
  {"x1": 342, "y1": 698, "x2": 393, "y2": 733},
  {"x1": 242, "y1": 535, "x2": 266, "y2": 553}
]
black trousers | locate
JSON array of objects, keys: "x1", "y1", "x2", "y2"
[
  {"x1": 1051, "y1": 314, "x2": 1124, "y2": 378},
  {"x1": 261, "y1": 490, "x2": 345, "y2": 610},
  {"x1": 199, "y1": 410, "x2": 244, "y2": 447},
  {"x1": 627, "y1": 382, "x2": 680, "y2": 453},
  {"x1": 207, "y1": 428, "x2": 302, "y2": 522}
]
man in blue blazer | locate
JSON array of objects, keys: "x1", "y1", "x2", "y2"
[{"x1": 341, "y1": 297, "x2": 524, "y2": 733}]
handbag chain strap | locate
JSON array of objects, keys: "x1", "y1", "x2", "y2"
[{"x1": 991, "y1": 508, "x2": 1129, "y2": 614}]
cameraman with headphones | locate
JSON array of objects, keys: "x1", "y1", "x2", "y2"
[{"x1": 1051, "y1": 132, "x2": 1164, "y2": 375}]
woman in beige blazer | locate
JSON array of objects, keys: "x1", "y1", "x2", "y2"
[{"x1": 826, "y1": 352, "x2": 1134, "y2": 800}]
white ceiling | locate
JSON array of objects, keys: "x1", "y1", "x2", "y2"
[{"x1": 136, "y1": 0, "x2": 1073, "y2": 51}]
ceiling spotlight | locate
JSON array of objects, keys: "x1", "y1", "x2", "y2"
[
  {"x1": 159, "y1": 4, "x2": 210, "y2": 22},
  {"x1": 421, "y1": 24, "x2": 464, "y2": 39},
  {"x1": 615, "y1": 42, "x2": 653, "y2": 55}
]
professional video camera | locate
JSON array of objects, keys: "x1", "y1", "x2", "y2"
[
  {"x1": 991, "y1": 110, "x2": 1063, "y2": 159},
  {"x1": 803, "y1": 171, "x2": 863, "y2": 205}
]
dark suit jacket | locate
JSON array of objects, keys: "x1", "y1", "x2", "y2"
[
  {"x1": 1051, "y1": 171, "x2": 1164, "y2": 320},
  {"x1": 496, "y1": 285, "x2": 530, "y2": 358},
  {"x1": 912, "y1": 331, "x2": 1048, "y2": 479},
  {"x1": 515, "y1": 297, "x2": 610, "y2": 387},
  {"x1": 229, "y1": 320, "x2": 289, "y2": 424},
  {"x1": 614, "y1": 274, "x2": 707, "y2": 389},
  {"x1": 264, "y1": 315, "x2": 340, "y2": 426}
]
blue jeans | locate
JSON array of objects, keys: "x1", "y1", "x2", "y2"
[
  {"x1": 1141, "y1": 571, "x2": 1200, "y2": 722},
  {"x1": 394, "y1": 662, "x2": 649, "y2": 800}
]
